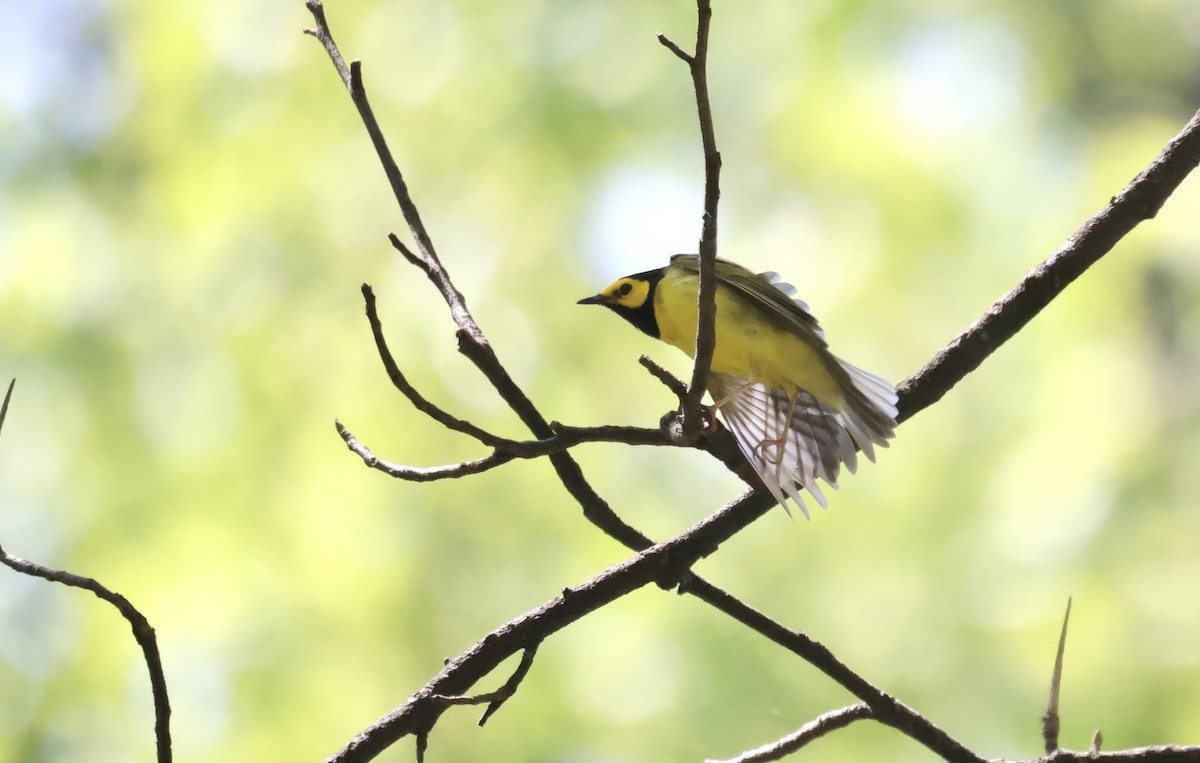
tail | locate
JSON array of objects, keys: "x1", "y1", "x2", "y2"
[
  {"x1": 834, "y1": 357, "x2": 899, "y2": 463},
  {"x1": 709, "y1": 365, "x2": 897, "y2": 518}
]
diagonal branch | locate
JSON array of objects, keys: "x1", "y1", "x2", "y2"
[
  {"x1": 0, "y1": 378, "x2": 12, "y2": 437},
  {"x1": 677, "y1": 575, "x2": 983, "y2": 762},
  {"x1": 431, "y1": 643, "x2": 540, "y2": 726},
  {"x1": 304, "y1": 3, "x2": 439, "y2": 279},
  {"x1": 323, "y1": 488, "x2": 773, "y2": 763},
  {"x1": 897, "y1": 108, "x2": 1200, "y2": 423},
  {"x1": 309, "y1": 4, "x2": 657, "y2": 554}
]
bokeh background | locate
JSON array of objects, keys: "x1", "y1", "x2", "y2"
[{"x1": 3, "y1": 1, "x2": 1200, "y2": 761}]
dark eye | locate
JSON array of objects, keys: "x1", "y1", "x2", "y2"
[{"x1": 618, "y1": 282, "x2": 633, "y2": 296}]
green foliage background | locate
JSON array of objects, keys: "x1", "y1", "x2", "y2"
[{"x1": 3, "y1": 1, "x2": 1200, "y2": 761}]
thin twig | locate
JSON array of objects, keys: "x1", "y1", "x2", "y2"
[
  {"x1": 337, "y1": 419, "x2": 671, "y2": 481},
  {"x1": 660, "y1": 0, "x2": 723, "y2": 441},
  {"x1": 309, "y1": 1, "x2": 658, "y2": 554},
  {"x1": 679, "y1": 576, "x2": 983, "y2": 763},
  {"x1": 1, "y1": 381, "x2": 173, "y2": 763},
  {"x1": 337, "y1": 420, "x2": 515, "y2": 481},
  {"x1": 360, "y1": 284, "x2": 507, "y2": 446},
  {"x1": 0, "y1": 552, "x2": 174, "y2": 763},
  {"x1": 388, "y1": 233, "x2": 424, "y2": 269},
  {"x1": 639, "y1": 355, "x2": 688, "y2": 399},
  {"x1": 0, "y1": 378, "x2": 13, "y2": 435},
  {"x1": 356, "y1": 283, "x2": 673, "y2": 463},
  {"x1": 1043, "y1": 597, "x2": 1073, "y2": 753},
  {"x1": 431, "y1": 644, "x2": 540, "y2": 725},
  {"x1": 0, "y1": 555, "x2": 175, "y2": 753},
  {"x1": 707, "y1": 703, "x2": 873, "y2": 763}
]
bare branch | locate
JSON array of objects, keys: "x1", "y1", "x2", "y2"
[
  {"x1": 678, "y1": 576, "x2": 985, "y2": 763},
  {"x1": 661, "y1": 0, "x2": 723, "y2": 441},
  {"x1": 1043, "y1": 597, "x2": 1073, "y2": 753},
  {"x1": 308, "y1": 2, "x2": 662, "y2": 554},
  {"x1": 530, "y1": 424, "x2": 670, "y2": 453},
  {"x1": 302, "y1": 0, "x2": 351, "y2": 87},
  {"x1": 336, "y1": 419, "x2": 671, "y2": 483},
  {"x1": 639, "y1": 355, "x2": 688, "y2": 399},
  {"x1": 337, "y1": 420, "x2": 514, "y2": 481},
  {"x1": 356, "y1": 282, "x2": 676, "y2": 469},
  {"x1": 0, "y1": 379, "x2": 173, "y2": 763},
  {"x1": 708, "y1": 703, "x2": 873, "y2": 763},
  {"x1": 388, "y1": 232, "x2": 424, "y2": 269},
  {"x1": 431, "y1": 644, "x2": 540, "y2": 725},
  {"x1": 360, "y1": 284, "x2": 507, "y2": 446},
  {"x1": 1045, "y1": 746, "x2": 1200, "y2": 761},
  {"x1": 0, "y1": 553, "x2": 174, "y2": 731},
  {"x1": 656, "y1": 33, "x2": 693, "y2": 65},
  {"x1": 0, "y1": 378, "x2": 13, "y2": 435},
  {"x1": 322, "y1": 488, "x2": 779, "y2": 763},
  {"x1": 0, "y1": 554, "x2": 174, "y2": 763},
  {"x1": 897, "y1": 108, "x2": 1200, "y2": 423}
]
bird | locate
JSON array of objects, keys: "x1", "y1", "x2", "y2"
[{"x1": 578, "y1": 254, "x2": 897, "y2": 517}]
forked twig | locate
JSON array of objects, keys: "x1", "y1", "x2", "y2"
[{"x1": 432, "y1": 644, "x2": 540, "y2": 725}]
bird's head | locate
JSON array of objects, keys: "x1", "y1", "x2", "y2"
[{"x1": 578, "y1": 268, "x2": 664, "y2": 338}]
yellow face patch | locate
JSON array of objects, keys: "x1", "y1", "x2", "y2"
[{"x1": 597, "y1": 277, "x2": 651, "y2": 309}]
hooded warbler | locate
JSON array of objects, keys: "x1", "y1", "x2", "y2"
[{"x1": 579, "y1": 254, "x2": 897, "y2": 516}]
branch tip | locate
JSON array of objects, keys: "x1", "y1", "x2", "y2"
[
  {"x1": 1042, "y1": 596, "x2": 1073, "y2": 753},
  {"x1": 0, "y1": 378, "x2": 14, "y2": 436},
  {"x1": 639, "y1": 355, "x2": 687, "y2": 399},
  {"x1": 389, "y1": 233, "x2": 425, "y2": 269},
  {"x1": 657, "y1": 33, "x2": 693, "y2": 64},
  {"x1": 711, "y1": 703, "x2": 872, "y2": 763}
]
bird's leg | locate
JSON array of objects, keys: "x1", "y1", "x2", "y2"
[
  {"x1": 707, "y1": 380, "x2": 754, "y2": 410},
  {"x1": 703, "y1": 380, "x2": 756, "y2": 435},
  {"x1": 753, "y1": 394, "x2": 799, "y2": 483}
]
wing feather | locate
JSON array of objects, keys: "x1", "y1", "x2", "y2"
[
  {"x1": 709, "y1": 368, "x2": 897, "y2": 515},
  {"x1": 669, "y1": 255, "x2": 828, "y2": 345},
  {"x1": 670, "y1": 255, "x2": 898, "y2": 514}
]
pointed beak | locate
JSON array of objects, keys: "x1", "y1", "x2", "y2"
[{"x1": 577, "y1": 293, "x2": 607, "y2": 305}]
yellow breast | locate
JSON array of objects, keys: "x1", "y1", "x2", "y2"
[{"x1": 653, "y1": 266, "x2": 846, "y2": 407}]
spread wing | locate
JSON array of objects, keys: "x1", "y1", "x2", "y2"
[
  {"x1": 710, "y1": 370, "x2": 895, "y2": 518},
  {"x1": 671, "y1": 255, "x2": 899, "y2": 514}
]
